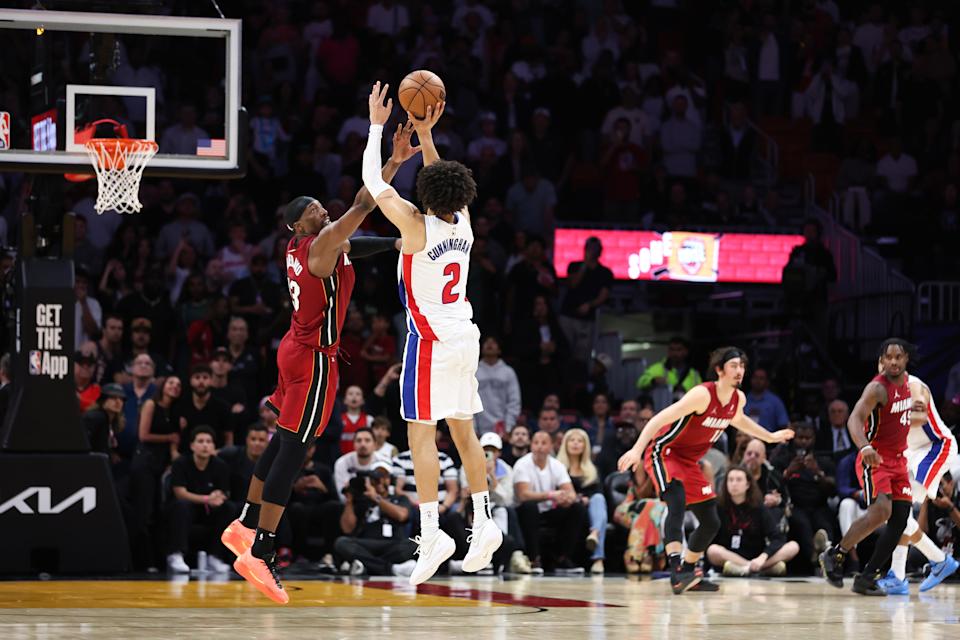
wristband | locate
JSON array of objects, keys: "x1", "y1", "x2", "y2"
[
  {"x1": 859, "y1": 444, "x2": 874, "y2": 452},
  {"x1": 348, "y1": 236, "x2": 400, "y2": 258}
]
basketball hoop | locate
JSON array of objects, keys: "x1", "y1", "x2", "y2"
[{"x1": 84, "y1": 138, "x2": 158, "y2": 214}]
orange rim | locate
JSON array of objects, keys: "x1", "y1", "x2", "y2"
[{"x1": 85, "y1": 138, "x2": 159, "y2": 171}]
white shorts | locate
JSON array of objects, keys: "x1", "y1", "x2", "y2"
[
  {"x1": 399, "y1": 323, "x2": 482, "y2": 424},
  {"x1": 905, "y1": 437, "x2": 960, "y2": 502}
]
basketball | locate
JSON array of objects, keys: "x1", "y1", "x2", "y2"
[{"x1": 397, "y1": 69, "x2": 446, "y2": 119}]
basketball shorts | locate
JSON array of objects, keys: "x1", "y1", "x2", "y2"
[
  {"x1": 266, "y1": 335, "x2": 339, "y2": 443},
  {"x1": 856, "y1": 453, "x2": 912, "y2": 505},
  {"x1": 644, "y1": 448, "x2": 715, "y2": 506},
  {"x1": 399, "y1": 323, "x2": 483, "y2": 425},
  {"x1": 905, "y1": 436, "x2": 960, "y2": 502}
]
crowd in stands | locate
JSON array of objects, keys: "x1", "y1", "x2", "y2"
[{"x1": 1, "y1": 0, "x2": 960, "y2": 577}]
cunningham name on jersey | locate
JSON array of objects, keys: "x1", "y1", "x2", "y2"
[{"x1": 426, "y1": 237, "x2": 472, "y2": 261}]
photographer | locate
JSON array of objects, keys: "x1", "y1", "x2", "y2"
[
  {"x1": 334, "y1": 427, "x2": 388, "y2": 502},
  {"x1": 771, "y1": 422, "x2": 837, "y2": 573},
  {"x1": 334, "y1": 460, "x2": 417, "y2": 577}
]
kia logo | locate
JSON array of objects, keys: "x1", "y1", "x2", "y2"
[{"x1": 0, "y1": 487, "x2": 97, "y2": 514}]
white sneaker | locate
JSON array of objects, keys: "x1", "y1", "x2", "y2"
[
  {"x1": 350, "y1": 560, "x2": 366, "y2": 576},
  {"x1": 207, "y1": 555, "x2": 232, "y2": 573},
  {"x1": 166, "y1": 553, "x2": 190, "y2": 574},
  {"x1": 448, "y1": 560, "x2": 465, "y2": 575},
  {"x1": 392, "y1": 560, "x2": 416, "y2": 577},
  {"x1": 510, "y1": 550, "x2": 532, "y2": 574},
  {"x1": 462, "y1": 520, "x2": 504, "y2": 573},
  {"x1": 409, "y1": 531, "x2": 456, "y2": 586}
]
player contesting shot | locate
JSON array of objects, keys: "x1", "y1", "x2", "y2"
[
  {"x1": 361, "y1": 81, "x2": 503, "y2": 585},
  {"x1": 618, "y1": 347, "x2": 794, "y2": 594},
  {"x1": 220, "y1": 122, "x2": 421, "y2": 604},
  {"x1": 819, "y1": 338, "x2": 920, "y2": 596}
]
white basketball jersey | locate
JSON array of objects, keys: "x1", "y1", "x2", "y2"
[
  {"x1": 906, "y1": 374, "x2": 956, "y2": 450},
  {"x1": 398, "y1": 211, "x2": 474, "y2": 342}
]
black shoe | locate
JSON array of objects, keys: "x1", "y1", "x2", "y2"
[
  {"x1": 819, "y1": 547, "x2": 846, "y2": 589},
  {"x1": 852, "y1": 572, "x2": 887, "y2": 596},
  {"x1": 689, "y1": 567, "x2": 721, "y2": 592},
  {"x1": 670, "y1": 567, "x2": 701, "y2": 594},
  {"x1": 688, "y1": 577, "x2": 721, "y2": 592},
  {"x1": 554, "y1": 557, "x2": 585, "y2": 575}
]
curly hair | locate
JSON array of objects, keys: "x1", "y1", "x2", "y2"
[{"x1": 416, "y1": 160, "x2": 477, "y2": 216}]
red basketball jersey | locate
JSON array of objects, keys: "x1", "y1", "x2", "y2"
[
  {"x1": 285, "y1": 235, "x2": 355, "y2": 350},
  {"x1": 649, "y1": 382, "x2": 740, "y2": 459},
  {"x1": 339, "y1": 411, "x2": 373, "y2": 455},
  {"x1": 865, "y1": 373, "x2": 911, "y2": 459}
]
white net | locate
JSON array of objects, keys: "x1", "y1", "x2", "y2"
[{"x1": 84, "y1": 139, "x2": 159, "y2": 214}]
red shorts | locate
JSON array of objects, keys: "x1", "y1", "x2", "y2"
[
  {"x1": 266, "y1": 335, "x2": 339, "y2": 443},
  {"x1": 644, "y1": 447, "x2": 715, "y2": 505},
  {"x1": 856, "y1": 453, "x2": 912, "y2": 505}
]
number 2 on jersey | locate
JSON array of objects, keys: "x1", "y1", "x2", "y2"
[
  {"x1": 442, "y1": 263, "x2": 461, "y2": 304},
  {"x1": 288, "y1": 277, "x2": 301, "y2": 312}
]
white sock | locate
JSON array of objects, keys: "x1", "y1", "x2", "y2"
[
  {"x1": 472, "y1": 491, "x2": 491, "y2": 526},
  {"x1": 419, "y1": 501, "x2": 440, "y2": 539},
  {"x1": 891, "y1": 545, "x2": 908, "y2": 580},
  {"x1": 915, "y1": 533, "x2": 946, "y2": 563}
]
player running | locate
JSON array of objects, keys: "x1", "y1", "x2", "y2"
[
  {"x1": 820, "y1": 338, "x2": 919, "y2": 596},
  {"x1": 618, "y1": 347, "x2": 794, "y2": 594},
  {"x1": 875, "y1": 371, "x2": 960, "y2": 593},
  {"x1": 361, "y1": 81, "x2": 502, "y2": 585}
]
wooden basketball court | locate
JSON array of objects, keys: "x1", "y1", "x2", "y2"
[{"x1": 2, "y1": 576, "x2": 958, "y2": 639}]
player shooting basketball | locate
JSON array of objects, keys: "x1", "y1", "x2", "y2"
[{"x1": 360, "y1": 80, "x2": 503, "y2": 585}]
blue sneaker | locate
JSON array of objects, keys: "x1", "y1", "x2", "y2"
[
  {"x1": 919, "y1": 556, "x2": 959, "y2": 592},
  {"x1": 876, "y1": 570, "x2": 909, "y2": 595}
]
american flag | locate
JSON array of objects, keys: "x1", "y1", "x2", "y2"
[{"x1": 197, "y1": 138, "x2": 226, "y2": 157}]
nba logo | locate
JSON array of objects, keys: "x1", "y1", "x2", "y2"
[
  {"x1": 0, "y1": 112, "x2": 10, "y2": 150},
  {"x1": 29, "y1": 350, "x2": 42, "y2": 375}
]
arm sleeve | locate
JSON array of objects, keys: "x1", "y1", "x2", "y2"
[
  {"x1": 362, "y1": 124, "x2": 391, "y2": 198},
  {"x1": 761, "y1": 507, "x2": 786, "y2": 556},
  {"x1": 347, "y1": 236, "x2": 399, "y2": 258}
]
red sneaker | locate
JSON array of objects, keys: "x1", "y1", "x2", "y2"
[
  {"x1": 234, "y1": 550, "x2": 289, "y2": 604},
  {"x1": 220, "y1": 519, "x2": 255, "y2": 557}
]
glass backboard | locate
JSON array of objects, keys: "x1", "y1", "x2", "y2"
[{"x1": 0, "y1": 8, "x2": 243, "y2": 178}]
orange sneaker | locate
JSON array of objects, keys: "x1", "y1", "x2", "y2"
[
  {"x1": 234, "y1": 549, "x2": 289, "y2": 604},
  {"x1": 221, "y1": 519, "x2": 255, "y2": 557}
]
